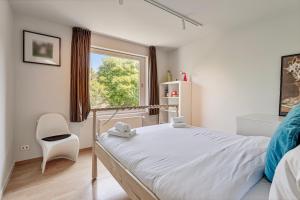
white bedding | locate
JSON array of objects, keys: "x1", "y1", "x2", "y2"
[
  {"x1": 243, "y1": 178, "x2": 271, "y2": 200},
  {"x1": 269, "y1": 145, "x2": 300, "y2": 200},
  {"x1": 98, "y1": 124, "x2": 270, "y2": 200}
]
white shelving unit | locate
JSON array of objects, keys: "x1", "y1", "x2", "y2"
[{"x1": 159, "y1": 81, "x2": 192, "y2": 124}]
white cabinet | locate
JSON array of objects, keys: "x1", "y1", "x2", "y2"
[{"x1": 159, "y1": 81, "x2": 191, "y2": 124}]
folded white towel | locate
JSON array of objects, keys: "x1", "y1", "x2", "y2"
[
  {"x1": 172, "y1": 116, "x2": 185, "y2": 123},
  {"x1": 171, "y1": 122, "x2": 187, "y2": 128},
  {"x1": 108, "y1": 127, "x2": 136, "y2": 138},
  {"x1": 114, "y1": 121, "x2": 131, "y2": 133}
]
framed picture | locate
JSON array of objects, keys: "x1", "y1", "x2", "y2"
[
  {"x1": 23, "y1": 30, "x2": 61, "y2": 66},
  {"x1": 279, "y1": 54, "x2": 300, "y2": 116}
]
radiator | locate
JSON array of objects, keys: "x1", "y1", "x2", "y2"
[{"x1": 97, "y1": 116, "x2": 143, "y2": 133}]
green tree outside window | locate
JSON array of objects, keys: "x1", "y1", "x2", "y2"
[{"x1": 90, "y1": 55, "x2": 139, "y2": 108}]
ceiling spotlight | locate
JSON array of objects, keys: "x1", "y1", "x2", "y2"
[
  {"x1": 119, "y1": 0, "x2": 124, "y2": 5},
  {"x1": 182, "y1": 19, "x2": 186, "y2": 30}
]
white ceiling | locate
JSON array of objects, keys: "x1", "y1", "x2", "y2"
[{"x1": 9, "y1": 0, "x2": 300, "y2": 48}]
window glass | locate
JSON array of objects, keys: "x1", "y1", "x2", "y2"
[{"x1": 90, "y1": 50, "x2": 145, "y2": 108}]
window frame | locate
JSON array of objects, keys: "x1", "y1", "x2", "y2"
[{"x1": 90, "y1": 46, "x2": 147, "y2": 112}]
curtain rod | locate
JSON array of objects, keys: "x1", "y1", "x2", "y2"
[{"x1": 144, "y1": 0, "x2": 203, "y2": 27}]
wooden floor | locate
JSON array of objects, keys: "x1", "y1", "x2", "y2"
[{"x1": 3, "y1": 149, "x2": 130, "y2": 200}]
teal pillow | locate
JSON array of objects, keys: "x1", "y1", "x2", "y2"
[{"x1": 265, "y1": 104, "x2": 300, "y2": 182}]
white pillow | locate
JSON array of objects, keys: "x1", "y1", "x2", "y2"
[{"x1": 269, "y1": 145, "x2": 300, "y2": 200}]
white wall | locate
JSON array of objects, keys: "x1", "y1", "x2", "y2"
[
  {"x1": 14, "y1": 14, "x2": 170, "y2": 161},
  {"x1": 169, "y1": 12, "x2": 300, "y2": 133},
  {"x1": 0, "y1": 0, "x2": 15, "y2": 196},
  {"x1": 14, "y1": 15, "x2": 72, "y2": 162},
  {"x1": 156, "y1": 49, "x2": 170, "y2": 83},
  {"x1": 92, "y1": 33, "x2": 149, "y2": 56}
]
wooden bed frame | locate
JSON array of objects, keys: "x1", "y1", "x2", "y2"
[{"x1": 91, "y1": 105, "x2": 178, "y2": 200}]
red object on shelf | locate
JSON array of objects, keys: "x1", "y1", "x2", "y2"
[
  {"x1": 183, "y1": 73, "x2": 187, "y2": 81},
  {"x1": 171, "y1": 91, "x2": 178, "y2": 97},
  {"x1": 181, "y1": 71, "x2": 188, "y2": 81}
]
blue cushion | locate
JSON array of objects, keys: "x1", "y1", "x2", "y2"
[{"x1": 265, "y1": 104, "x2": 300, "y2": 182}]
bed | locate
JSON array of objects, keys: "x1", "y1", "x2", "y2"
[{"x1": 91, "y1": 106, "x2": 272, "y2": 200}]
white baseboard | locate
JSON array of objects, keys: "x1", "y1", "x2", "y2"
[{"x1": 0, "y1": 162, "x2": 15, "y2": 200}]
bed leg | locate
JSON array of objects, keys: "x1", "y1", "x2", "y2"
[
  {"x1": 92, "y1": 151, "x2": 97, "y2": 180},
  {"x1": 92, "y1": 110, "x2": 97, "y2": 181}
]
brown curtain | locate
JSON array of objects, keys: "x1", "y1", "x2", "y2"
[
  {"x1": 70, "y1": 27, "x2": 91, "y2": 122},
  {"x1": 149, "y1": 46, "x2": 159, "y2": 115}
]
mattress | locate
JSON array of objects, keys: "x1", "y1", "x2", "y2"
[{"x1": 98, "y1": 124, "x2": 270, "y2": 200}]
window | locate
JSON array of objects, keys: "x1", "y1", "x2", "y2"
[{"x1": 90, "y1": 47, "x2": 146, "y2": 108}]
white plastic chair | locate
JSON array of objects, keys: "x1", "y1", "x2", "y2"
[{"x1": 36, "y1": 113, "x2": 79, "y2": 173}]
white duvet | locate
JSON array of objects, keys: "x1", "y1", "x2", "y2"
[
  {"x1": 269, "y1": 145, "x2": 300, "y2": 200},
  {"x1": 98, "y1": 124, "x2": 270, "y2": 200}
]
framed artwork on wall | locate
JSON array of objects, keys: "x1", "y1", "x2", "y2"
[
  {"x1": 23, "y1": 30, "x2": 61, "y2": 66},
  {"x1": 279, "y1": 54, "x2": 300, "y2": 116}
]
